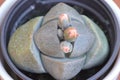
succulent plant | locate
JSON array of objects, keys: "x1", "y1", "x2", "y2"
[
  {"x1": 81, "y1": 15, "x2": 109, "y2": 69},
  {"x1": 8, "y1": 17, "x2": 46, "y2": 73},
  {"x1": 8, "y1": 3, "x2": 109, "y2": 80}
]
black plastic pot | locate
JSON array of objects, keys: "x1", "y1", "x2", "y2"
[{"x1": 0, "y1": 0, "x2": 120, "y2": 80}]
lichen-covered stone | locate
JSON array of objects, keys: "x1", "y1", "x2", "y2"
[{"x1": 8, "y1": 17, "x2": 46, "y2": 73}]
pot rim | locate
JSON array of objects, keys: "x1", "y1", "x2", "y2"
[
  {"x1": 104, "y1": 0, "x2": 120, "y2": 79},
  {"x1": 88, "y1": 1, "x2": 120, "y2": 79}
]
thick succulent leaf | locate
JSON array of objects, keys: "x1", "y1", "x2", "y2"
[
  {"x1": 35, "y1": 20, "x2": 65, "y2": 58},
  {"x1": 41, "y1": 54, "x2": 86, "y2": 80},
  {"x1": 70, "y1": 21, "x2": 95, "y2": 57},
  {"x1": 42, "y1": 3, "x2": 84, "y2": 25},
  {"x1": 81, "y1": 15, "x2": 109, "y2": 69},
  {"x1": 8, "y1": 17, "x2": 46, "y2": 73}
]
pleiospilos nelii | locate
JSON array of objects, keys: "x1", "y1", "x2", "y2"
[
  {"x1": 8, "y1": 17, "x2": 46, "y2": 73},
  {"x1": 8, "y1": 3, "x2": 109, "y2": 80}
]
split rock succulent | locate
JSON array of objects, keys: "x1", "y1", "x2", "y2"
[
  {"x1": 8, "y1": 3, "x2": 109, "y2": 80},
  {"x1": 8, "y1": 17, "x2": 46, "y2": 73}
]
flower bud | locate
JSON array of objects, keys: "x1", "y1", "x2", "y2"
[
  {"x1": 64, "y1": 27, "x2": 79, "y2": 42},
  {"x1": 57, "y1": 29, "x2": 64, "y2": 40},
  {"x1": 58, "y1": 14, "x2": 71, "y2": 30},
  {"x1": 60, "y1": 41, "x2": 73, "y2": 53}
]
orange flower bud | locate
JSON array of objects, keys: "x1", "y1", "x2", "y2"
[{"x1": 64, "y1": 27, "x2": 79, "y2": 42}]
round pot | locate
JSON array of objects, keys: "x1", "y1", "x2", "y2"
[
  {"x1": 104, "y1": 1, "x2": 120, "y2": 80},
  {"x1": 0, "y1": 0, "x2": 120, "y2": 80}
]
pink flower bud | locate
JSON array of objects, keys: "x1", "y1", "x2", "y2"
[
  {"x1": 58, "y1": 14, "x2": 71, "y2": 30},
  {"x1": 60, "y1": 41, "x2": 73, "y2": 53},
  {"x1": 59, "y1": 14, "x2": 69, "y2": 22}
]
